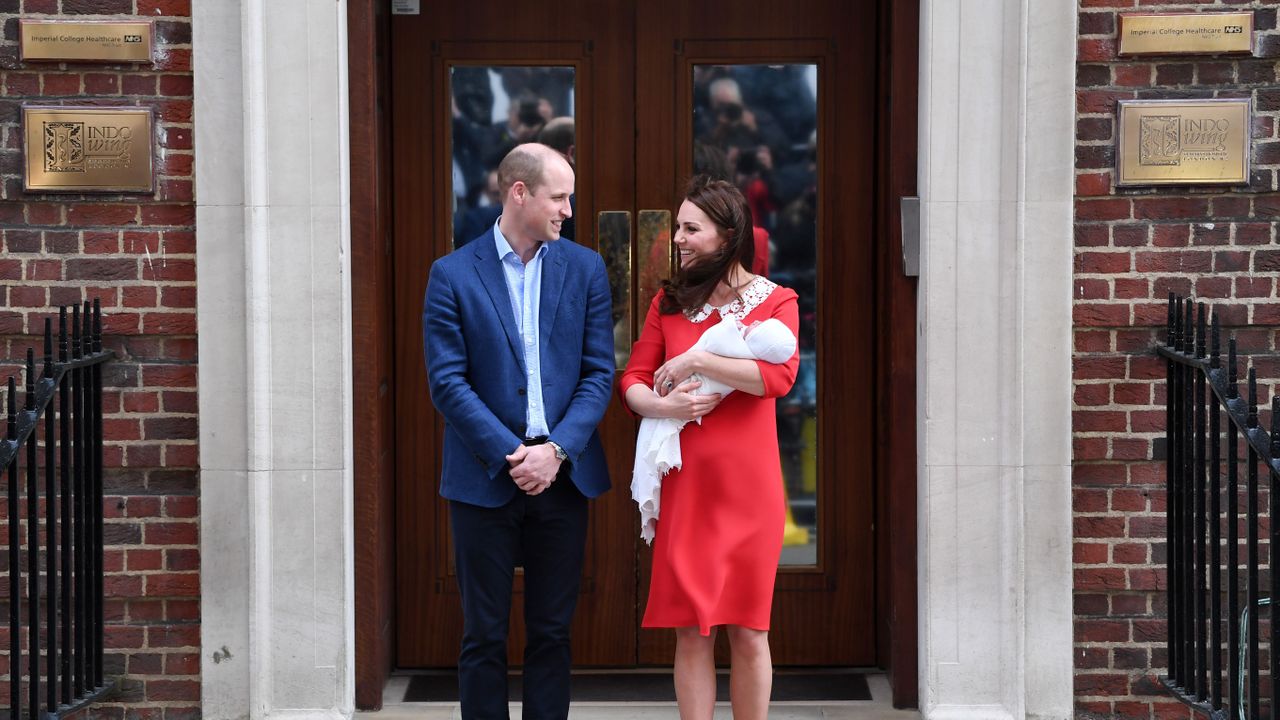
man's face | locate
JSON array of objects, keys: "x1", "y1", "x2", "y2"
[{"x1": 516, "y1": 159, "x2": 574, "y2": 242}]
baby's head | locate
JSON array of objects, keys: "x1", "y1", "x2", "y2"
[{"x1": 742, "y1": 319, "x2": 797, "y2": 364}]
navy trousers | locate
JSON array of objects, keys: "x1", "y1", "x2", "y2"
[{"x1": 449, "y1": 476, "x2": 588, "y2": 720}]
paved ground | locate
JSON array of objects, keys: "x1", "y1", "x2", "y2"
[{"x1": 363, "y1": 674, "x2": 922, "y2": 720}]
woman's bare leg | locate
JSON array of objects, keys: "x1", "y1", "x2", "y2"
[
  {"x1": 726, "y1": 625, "x2": 771, "y2": 720},
  {"x1": 674, "y1": 626, "x2": 718, "y2": 719}
]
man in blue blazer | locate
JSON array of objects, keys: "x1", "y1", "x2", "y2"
[{"x1": 423, "y1": 143, "x2": 614, "y2": 719}]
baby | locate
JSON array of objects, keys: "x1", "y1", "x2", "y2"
[{"x1": 632, "y1": 315, "x2": 797, "y2": 543}]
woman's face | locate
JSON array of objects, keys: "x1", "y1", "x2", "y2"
[{"x1": 673, "y1": 200, "x2": 726, "y2": 268}]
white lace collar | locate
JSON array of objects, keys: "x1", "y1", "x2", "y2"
[{"x1": 686, "y1": 276, "x2": 778, "y2": 323}]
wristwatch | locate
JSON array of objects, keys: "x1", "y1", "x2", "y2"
[{"x1": 547, "y1": 441, "x2": 568, "y2": 462}]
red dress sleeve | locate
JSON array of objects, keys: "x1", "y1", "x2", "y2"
[
  {"x1": 755, "y1": 287, "x2": 800, "y2": 399},
  {"x1": 619, "y1": 292, "x2": 667, "y2": 413}
]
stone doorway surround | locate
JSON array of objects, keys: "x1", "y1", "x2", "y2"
[{"x1": 190, "y1": 0, "x2": 1075, "y2": 718}]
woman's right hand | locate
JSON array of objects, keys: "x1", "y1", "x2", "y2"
[{"x1": 662, "y1": 379, "x2": 722, "y2": 421}]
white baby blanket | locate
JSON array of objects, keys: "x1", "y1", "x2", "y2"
[{"x1": 631, "y1": 315, "x2": 797, "y2": 543}]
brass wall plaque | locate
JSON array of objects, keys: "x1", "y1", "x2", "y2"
[
  {"x1": 20, "y1": 20, "x2": 154, "y2": 63},
  {"x1": 1117, "y1": 99, "x2": 1250, "y2": 187},
  {"x1": 23, "y1": 106, "x2": 155, "y2": 193},
  {"x1": 1118, "y1": 12, "x2": 1253, "y2": 56}
]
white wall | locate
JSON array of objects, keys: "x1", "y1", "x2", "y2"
[
  {"x1": 917, "y1": 0, "x2": 1076, "y2": 718},
  {"x1": 193, "y1": 1, "x2": 355, "y2": 718}
]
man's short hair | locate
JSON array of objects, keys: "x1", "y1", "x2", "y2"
[
  {"x1": 497, "y1": 145, "x2": 546, "y2": 197},
  {"x1": 538, "y1": 117, "x2": 575, "y2": 157}
]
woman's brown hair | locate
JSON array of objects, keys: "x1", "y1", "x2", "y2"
[{"x1": 659, "y1": 176, "x2": 755, "y2": 315}]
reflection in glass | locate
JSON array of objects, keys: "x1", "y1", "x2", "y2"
[
  {"x1": 598, "y1": 211, "x2": 633, "y2": 369},
  {"x1": 694, "y1": 64, "x2": 818, "y2": 566},
  {"x1": 449, "y1": 66, "x2": 576, "y2": 248}
]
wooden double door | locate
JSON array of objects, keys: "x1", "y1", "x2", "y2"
[{"x1": 390, "y1": 0, "x2": 882, "y2": 669}]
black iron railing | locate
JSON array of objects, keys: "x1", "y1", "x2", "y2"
[
  {"x1": 1, "y1": 301, "x2": 115, "y2": 720},
  {"x1": 1158, "y1": 294, "x2": 1280, "y2": 720}
]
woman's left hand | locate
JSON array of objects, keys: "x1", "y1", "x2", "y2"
[{"x1": 654, "y1": 350, "x2": 707, "y2": 397}]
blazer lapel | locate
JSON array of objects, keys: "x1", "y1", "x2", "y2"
[
  {"x1": 539, "y1": 242, "x2": 567, "y2": 351},
  {"x1": 472, "y1": 236, "x2": 527, "y2": 375}
]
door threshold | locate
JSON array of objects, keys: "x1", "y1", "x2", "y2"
[{"x1": 377, "y1": 670, "x2": 917, "y2": 715}]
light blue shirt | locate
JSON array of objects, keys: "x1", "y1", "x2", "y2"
[{"x1": 493, "y1": 220, "x2": 550, "y2": 438}]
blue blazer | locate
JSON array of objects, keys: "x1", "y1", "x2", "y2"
[{"x1": 423, "y1": 228, "x2": 615, "y2": 507}]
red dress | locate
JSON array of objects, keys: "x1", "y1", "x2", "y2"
[{"x1": 620, "y1": 278, "x2": 800, "y2": 635}]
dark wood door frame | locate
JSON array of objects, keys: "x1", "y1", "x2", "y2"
[{"x1": 347, "y1": 0, "x2": 920, "y2": 709}]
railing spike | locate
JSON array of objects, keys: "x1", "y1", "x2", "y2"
[
  {"x1": 1184, "y1": 299, "x2": 1194, "y2": 357},
  {"x1": 1229, "y1": 337, "x2": 1239, "y2": 400},
  {"x1": 1248, "y1": 368, "x2": 1258, "y2": 429},
  {"x1": 93, "y1": 297, "x2": 102, "y2": 353},
  {"x1": 6, "y1": 377, "x2": 14, "y2": 439},
  {"x1": 72, "y1": 303, "x2": 82, "y2": 360},
  {"x1": 83, "y1": 300, "x2": 92, "y2": 353},
  {"x1": 1210, "y1": 314, "x2": 1220, "y2": 370},
  {"x1": 1196, "y1": 302, "x2": 1206, "y2": 359},
  {"x1": 44, "y1": 317, "x2": 54, "y2": 378},
  {"x1": 59, "y1": 306, "x2": 68, "y2": 363},
  {"x1": 25, "y1": 348, "x2": 35, "y2": 411},
  {"x1": 1271, "y1": 397, "x2": 1280, "y2": 458},
  {"x1": 1168, "y1": 292, "x2": 1176, "y2": 347}
]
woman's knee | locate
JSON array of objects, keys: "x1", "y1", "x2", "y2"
[
  {"x1": 726, "y1": 626, "x2": 769, "y2": 658},
  {"x1": 675, "y1": 626, "x2": 717, "y2": 649}
]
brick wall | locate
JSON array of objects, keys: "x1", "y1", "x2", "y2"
[
  {"x1": 0, "y1": 1, "x2": 197, "y2": 718},
  {"x1": 1075, "y1": 1, "x2": 1280, "y2": 718}
]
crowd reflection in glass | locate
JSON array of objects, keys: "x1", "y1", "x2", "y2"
[{"x1": 694, "y1": 64, "x2": 818, "y2": 566}]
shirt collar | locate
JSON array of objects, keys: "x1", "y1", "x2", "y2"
[{"x1": 493, "y1": 217, "x2": 546, "y2": 262}]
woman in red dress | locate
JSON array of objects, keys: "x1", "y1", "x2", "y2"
[{"x1": 620, "y1": 177, "x2": 799, "y2": 720}]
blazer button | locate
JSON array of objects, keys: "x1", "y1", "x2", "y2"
[{"x1": 517, "y1": 388, "x2": 526, "y2": 396}]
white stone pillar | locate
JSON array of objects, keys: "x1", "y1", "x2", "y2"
[
  {"x1": 916, "y1": 1, "x2": 1075, "y2": 718},
  {"x1": 193, "y1": 1, "x2": 355, "y2": 718}
]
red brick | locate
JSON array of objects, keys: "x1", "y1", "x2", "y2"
[
  {"x1": 1077, "y1": 198, "x2": 1132, "y2": 221},
  {"x1": 1075, "y1": 464, "x2": 1125, "y2": 487},
  {"x1": 138, "y1": 0, "x2": 192, "y2": 14},
  {"x1": 128, "y1": 549, "x2": 164, "y2": 571},
  {"x1": 1078, "y1": 38, "x2": 1117, "y2": 62},
  {"x1": 141, "y1": 204, "x2": 195, "y2": 227},
  {"x1": 145, "y1": 523, "x2": 197, "y2": 546},
  {"x1": 105, "y1": 625, "x2": 146, "y2": 650},
  {"x1": 1074, "y1": 487, "x2": 1109, "y2": 512},
  {"x1": 1077, "y1": 251, "x2": 1131, "y2": 274},
  {"x1": 1152, "y1": 225, "x2": 1189, "y2": 247},
  {"x1": 145, "y1": 680, "x2": 199, "y2": 702},
  {"x1": 148, "y1": 625, "x2": 199, "y2": 648},
  {"x1": 84, "y1": 73, "x2": 120, "y2": 95},
  {"x1": 1075, "y1": 356, "x2": 1126, "y2": 380},
  {"x1": 1075, "y1": 225, "x2": 1109, "y2": 247},
  {"x1": 1075, "y1": 330, "x2": 1111, "y2": 352},
  {"x1": 1076, "y1": 515, "x2": 1126, "y2": 538},
  {"x1": 165, "y1": 653, "x2": 200, "y2": 675},
  {"x1": 1076, "y1": 172, "x2": 1112, "y2": 196},
  {"x1": 1113, "y1": 383, "x2": 1150, "y2": 405},
  {"x1": 1114, "y1": 64, "x2": 1152, "y2": 86},
  {"x1": 1113, "y1": 278, "x2": 1147, "y2": 299},
  {"x1": 1075, "y1": 618, "x2": 1129, "y2": 642},
  {"x1": 146, "y1": 573, "x2": 199, "y2": 597},
  {"x1": 9, "y1": 286, "x2": 46, "y2": 307},
  {"x1": 41, "y1": 73, "x2": 81, "y2": 95},
  {"x1": 67, "y1": 204, "x2": 139, "y2": 227},
  {"x1": 1075, "y1": 542, "x2": 1109, "y2": 564},
  {"x1": 1075, "y1": 568, "x2": 1127, "y2": 591},
  {"x1": 1075, "y1": 383, "x2": 1110, "y2": 406},
  {"x1": 1134, "y1": 250, "x2": 1212, "y2": 273},
  {"x1": 1075, "y1": 304, "x2": 1129, "y2": 327},
  {"x1": 1111, "y1": 438, "x2": 1149, "y2": 460}
]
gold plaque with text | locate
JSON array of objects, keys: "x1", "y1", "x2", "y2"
[
  {"x1": 1117, "y1": 99, "x2": 1250, "y2": 186},
  {"x1": 1118, "y1": 12, "x2": 1253, "y2": 56},
  {"x1": 23, "y1": 107, "x2": 154, "y2": 193},
  {"x1": 20, "y1": 20, "x2": 153, "y2": 63}
]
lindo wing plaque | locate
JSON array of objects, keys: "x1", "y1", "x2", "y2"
[
  {"x1": 24, "y1": 106, "x2": 154, "y2": 193},
  {"x1": 1117, "y1": 99, "x2": 1250, "y2": 186}
]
